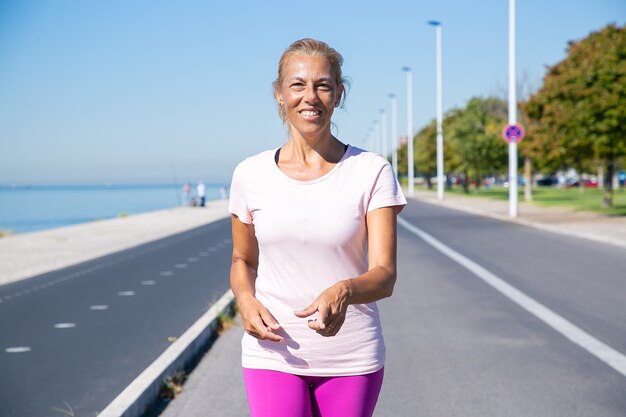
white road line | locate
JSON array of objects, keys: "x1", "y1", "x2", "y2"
[
  {"x1": 198, "y1": 252, "x2": 209, "y2": 257},
  {"x1": 118, "y1": 291, "x2": 135, "y2": 296},
  {"x1": 54, "y1": 323, "x2": 76, "y2": 329},
  {"x1": 398, "y1": 216, "x2": 626, "y2": 378},
  {"x1": 90, "y1": 305, "x2": 109, "y2": 310},
  {"x1": 141, "y1": 280, "x2": 156, "y2": 286},
  {"x1": 174, "y1": 263, "x2": 187, "y2": 269},
  {"x1": 187, "y1": 257, "x2": 199, "y2": 262},
  {"x1": 159, "y1": 271, "x2": 174, "y2": 276},
  {"x1": 5, "y1": 347, "x2": 31, "y2": 353}
]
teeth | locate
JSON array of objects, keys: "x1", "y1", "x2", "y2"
[{"x1": 301, "y1": 110, "x2": 320, "y2": 116}]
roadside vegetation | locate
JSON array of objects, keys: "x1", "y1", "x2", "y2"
[
  {"x1": 397, "y1": 24, "x2": 625, "y2": 209},
  {"x1": 422, "y1": 186, "x2": 626, "y2": 216}
]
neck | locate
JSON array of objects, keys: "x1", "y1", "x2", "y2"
[{"x1": 283, "y1": 129, "x2": 344, "y2": 164}]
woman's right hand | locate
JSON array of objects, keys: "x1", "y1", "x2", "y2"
[{"x1": 237, "y1": 295, "x2": 283, "y2": 342}]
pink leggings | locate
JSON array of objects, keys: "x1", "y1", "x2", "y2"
[{"x1": 243, "y1": 367, "x2": 384, "y2": 417}]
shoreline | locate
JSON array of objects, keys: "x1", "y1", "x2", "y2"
[{"x1": 0, "y1": 199, "x2": 230, "y2": 287}]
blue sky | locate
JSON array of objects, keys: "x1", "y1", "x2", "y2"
[{"x1": 1, "y1": 0, "x2": 624, "y2": 185}]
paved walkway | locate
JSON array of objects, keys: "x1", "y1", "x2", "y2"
[{"x1": 159, "y1": 192, "x2": 626, "y2": 417}]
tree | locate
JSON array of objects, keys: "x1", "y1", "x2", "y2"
[
  {"x1": 446, "y1": 97, "x2": 510, "y2": 192},
  {"x1": 525, "y1": 24, "x2": 626, "y2": 207}
]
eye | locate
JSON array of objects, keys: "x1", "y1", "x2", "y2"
[
  {"x1": 290, "y1": 82, "x2": 305, "y2": 90},
  {"x1": 318, "y1": 83, "x2": 332, "y2": 91}
]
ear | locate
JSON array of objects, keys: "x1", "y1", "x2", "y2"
[
  {"x1": 335, "y1": 84, "x2": 344, "y2": 107},
  {"x1": 275, "y1": 90, "x2": 284, "y2": 107}
]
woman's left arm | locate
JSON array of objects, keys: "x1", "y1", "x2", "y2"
[{"x1": 294, "y1": 206, "x2": 398, "y2": 336}]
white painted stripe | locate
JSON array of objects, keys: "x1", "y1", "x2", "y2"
[
  {"x1": 54, "y1": 323, "x2": 76, "y2": 329},
  {"x1": 198, "y1": 252, "x2": 209, "y2": 257},
  {"x1": 90, "y1": 305, "x2": 109, "y2": 310},
  {"x1": 118, "y1": 291, "x2": 135, "y2": 296},
  {"x1": 174, "y1": 263, "x2": 187, "y2": 269},
  {"x1": 159, "y1": 271, "x2": 174, "y2": 276},
  {"x1": 187, "y1": 257, "x2": 199, "y2": 262},
  {"x1": 141, "y1": 280, "x2": 156, "y2": 286},
  {"x1": 98, "y1": 290, "x2": 235, "y2": 417},
  {"x1": 398, "y1": 216, "x2": 626, "y2": 378},
  {"x1": 5, "y1": 347, "x2": 31, "y2": 353}
]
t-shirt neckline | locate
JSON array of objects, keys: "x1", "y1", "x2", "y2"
[{"x1": 272, "y1": 144, "x2": 352, "y2": 185}]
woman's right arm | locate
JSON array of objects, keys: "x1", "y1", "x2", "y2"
[{"x1": 230, "y1": 214, "x2": 283, "y2": 342}]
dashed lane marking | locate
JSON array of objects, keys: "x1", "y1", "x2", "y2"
[
  {"x1": 141, "y1": 280, "x2": 156, "y2": 286},
  {"x1": 54, "y1": 323, "x2": 76, "y2": 329},
  {"x1": 174, "y1": 263, "x2": 187, "y2": 269},
  {"x1": 90, "y1": 305, "x2": 109, "y2": 310},
  {"x1": 198, "y1": 252, "x2": 209, "y2": 257},
  {"x1": 118, "y1": 291, "x2": 135, "y2": 296},
  {"x1": 0, "y1": 225, "x2": 221, "y2": 304},
  {"x1": 159, "y1": 271, "x2": 174, "y2": 276},
  {"x1": 5, "y1": 347, "x2": 31, "y2": 353},
  {"x1": 398, "y1": 216, "x2": 626, "y2": 379},
  {"x1": 187, "y1": 257, "x2": 199, "y2": 262}
]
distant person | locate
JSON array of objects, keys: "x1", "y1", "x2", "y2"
[
  {"x1": 197, "y1": 181, "x2": 206, "y2": 207},
  {"x1": 182, "y1": 182, "x2": 191, "y2": 206},
  {"x1": 229, "y1": 38, "x2": 406, "y2": 417}
]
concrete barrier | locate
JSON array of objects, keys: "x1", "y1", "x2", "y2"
[{"x1": 98, "y1": 290, "x2": 235, "y2": 417}]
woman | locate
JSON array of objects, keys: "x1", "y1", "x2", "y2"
[{"x1": 229, "y1": 38, "x2": 406, "y2": 417}]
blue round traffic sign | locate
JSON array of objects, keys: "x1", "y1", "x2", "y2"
[{"x1": 502, "y1": 123, "x2": 525, "y2": 143}]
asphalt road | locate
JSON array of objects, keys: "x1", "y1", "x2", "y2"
[
  {"x1": 377, "y1": 201, "x2": 626, "y2": 416},
  {"x1": 158, "y1": 199, "x2": 626, "y2": 417},
  {"x1": 0, "y1": 217, "x2": 233, "y2": 417}
]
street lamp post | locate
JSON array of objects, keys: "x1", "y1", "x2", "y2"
[
  {"x1": 429, "y1": 20, "x2": 444, "y2": 201},
  {"x1": 372, "y1": 120, "x2": 379, "y2": 155},
  {"x1": 508, "y1": 0, "x2": 518, "y2": 217},
  {"x1": 403, "y1": 67, "x2": 414, "y2": 196},
  {"x1": 380, "y1": 109, "x2": 388, "y2": 161},
  {"x1": 389, "y1": 93, "x2": 398, "y2": 177}
]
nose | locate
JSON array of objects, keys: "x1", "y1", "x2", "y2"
[{"x1": 303, "y1": 84, "x2": 319, "y2": 104}]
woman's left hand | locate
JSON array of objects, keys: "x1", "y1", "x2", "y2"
[{"x1": 294, "y1": 281, "x2": 350, "y2": 337}]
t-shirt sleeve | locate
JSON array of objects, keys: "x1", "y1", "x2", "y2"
[
  {"x1": 228, "y1": 161, "x2": 253, "y2": 224},
  {"x1": 367, "y1": 161, "x2": 407, "y2": 214}
]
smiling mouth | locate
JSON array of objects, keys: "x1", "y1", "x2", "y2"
[{"x1": 300, "y1": 110, "x2": 321, "y2": 117}]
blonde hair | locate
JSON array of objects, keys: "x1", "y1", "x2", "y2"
[{"x1": 273, "y1": 38, "x2": 349, "y2": 124}]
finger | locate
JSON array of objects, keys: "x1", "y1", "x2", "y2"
[
  {"x1": 317, "y1": 304, "x2": 329, "y2": 330},
  {"x1": 250, "y1": 316, "x2": 283, "y2": 342},
  {"x1": 293, "y1": 303, "x2": 318, "y2": 318},
  {"x1": 260, "y1": 309, "x2": 281, "y2": 331},
  {"x1": 307, "y1": 319, "x2": 324, "y2": 331},
  {"x1": 319, "y1": 315, "x2": 346, "y2": 337}
]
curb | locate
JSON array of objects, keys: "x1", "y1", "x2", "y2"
[
  {"x1": 410, "y1": 195, "x2": 626, "y2": 250},
  {"x1": 98, "y1": 290, "x2": 236, "y2": 417}
]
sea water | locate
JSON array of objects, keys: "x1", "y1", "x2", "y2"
[{"x1": 0, "y1": 183, "x2": 225, "y2": 234}]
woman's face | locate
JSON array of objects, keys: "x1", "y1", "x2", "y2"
[{"x1": 276, "y1": 55, "x2": 343, "y2": 138}]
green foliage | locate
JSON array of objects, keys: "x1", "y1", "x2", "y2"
[
  {"x1": 426, "y1": 186, "x2": 626, "y2": 216},
  {"x1": 525, "y1": 24, "x2": 626, "y2": 206},
  {"x1": 396, "y1": 97, "x2": 508, "y2": 188},
  {"x1": 445, "y1": 97, "x2": 510, "y2": 185}
]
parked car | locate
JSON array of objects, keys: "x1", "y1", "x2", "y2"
[
  {"x1": 536, "y1": 176, "x2": 558, "y2": 186},
  {"x1": 566, "y1": 179, "x2": 599, "y2": 188}
]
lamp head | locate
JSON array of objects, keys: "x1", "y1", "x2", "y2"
[{"x1": 428, "y1": 20, "x2": 441, "y2": 26}]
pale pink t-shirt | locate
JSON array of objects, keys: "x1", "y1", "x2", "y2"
[{"x1": 229, "y1": 144, "x2": 406, "y2": 376}]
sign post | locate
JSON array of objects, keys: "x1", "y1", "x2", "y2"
[
  {"x1": 502, "y1": 123, "x2": 524, "y2": 217},
  {"x1": 507, "y1": 0, "x2": 518, "y2": 218}
]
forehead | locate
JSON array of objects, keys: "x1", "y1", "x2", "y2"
[{"x1": 283, "y1": 55, "x2": 334, "y2": 80}]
